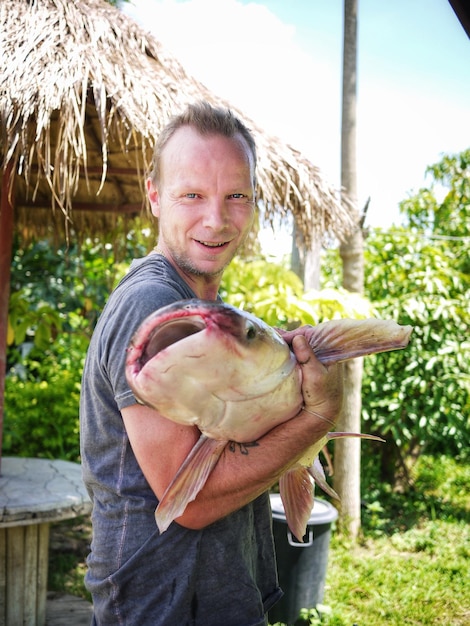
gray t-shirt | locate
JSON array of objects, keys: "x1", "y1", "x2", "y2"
[{"x1": 80, "y1": 255, "x2": 282, "y2": 625}]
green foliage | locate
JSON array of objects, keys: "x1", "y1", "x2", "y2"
[
  {"x1": 361, "y1": 454, "x2": 469, "y2": 536},
  {"x1": 400, "y1": 149, "x2": 470, "y2": 239},
  {"x1": 10, "y1": 234, "x2": 151, "y2": 331},
  {"x1": 4, "y1": 231, "x2": 152, "y2": 461},
  {"x1": 360, "y1": 229, "x2": 469, "y2": 465},
  {"x1": 319, "y1": 151, "x2": 470, "y2": 471},
  {"x1": 7, "y1": 290, "x2": 63, "y2": 351},
  {"x1": 303, "y1": 456, "x2": 470, "y2": 625},
  {"x1": 270, "y1": 605, "x2": 338, "y2": 626},
  {"x1": 49, "y1": 517, "x2": 92, "y2": 601},
  {"x1": 220, "y1": 257, "x2": 308, "y2": 326},
  {"x1": 3, "y1": 313, "x2": 89, "y2": 462},
  {"x1": 221, "y1": 257, "x2": 372, "y2": 328},
  {"x1": 324, "y1": 518, "x2": 469, "y2": 626}
]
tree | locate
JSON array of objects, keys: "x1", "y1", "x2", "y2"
[
  {"x1": 361, "y1": 149, "x2": 470, "y2": 479},
  {"x1": 334, "y1": 0, "x2": 364, "y2": 539},
  {"x1": 400, "y1": 149, "x2": 470, "y2": 246},
  {"x1": 322, "y1": 149, "x2": 470, "y2": 481}
]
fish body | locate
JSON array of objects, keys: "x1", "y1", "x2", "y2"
[
  {"x1": 126, "y1": 300, "x2": 303, "y2": 441},
  {"x1": 126, "y1": 299, "x2": 412, "y2": 540}
]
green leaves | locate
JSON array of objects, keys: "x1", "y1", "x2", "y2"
[
  {"x1": 221, "y1": 257, "x2": 372, "y2": 328},
  {"x1": 400, "y1": 148, "x2": 470, "y2": 242},
  {"x1": 3, "y1": 317, "x2": 89, "y2": 461},
  {"x1": 359, "y1": 150, "x2": 470, "y2": 469},
  {"x1": 4, "y1": 233, "x2": 151, "y2": 461},
  {"x1": 7, "y1": 291, "x2": 64, "y2": 350}
]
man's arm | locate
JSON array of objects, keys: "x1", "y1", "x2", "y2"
[{"x1": 122, "y1": 334, "x2": 343, "y2": 529}]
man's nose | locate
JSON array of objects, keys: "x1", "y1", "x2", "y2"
[{"x1": 202, "y1": 198, "x2": 229, "y2": 230}]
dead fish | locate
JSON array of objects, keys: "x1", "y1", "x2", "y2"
[{"x1": 126, "y1": 299, "x2": 412, "y2": 540}]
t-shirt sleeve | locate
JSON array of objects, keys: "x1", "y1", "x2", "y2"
[{"x1": 99, "y1": 281, "x2": 186, "y2": 411}]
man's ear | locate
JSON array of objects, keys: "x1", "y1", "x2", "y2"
[{"x1": 146, "y1": 178, "x2": 160, "y2": 218}]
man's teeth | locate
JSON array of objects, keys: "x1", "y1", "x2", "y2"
[{"x1": 200, "y1": 242, "x2": 225, "y2": 247}]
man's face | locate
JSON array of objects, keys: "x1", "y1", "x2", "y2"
[{"x1": 147, "y1": 126, "x2": 256, "y2": 281}]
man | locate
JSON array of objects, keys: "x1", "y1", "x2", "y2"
[{"x1": 80, "y1": 101, "x2": 343, "y2": 625}]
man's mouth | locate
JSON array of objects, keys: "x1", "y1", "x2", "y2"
[{"x1": 197, "y1": 241, "x2": 228, "y2": 248}]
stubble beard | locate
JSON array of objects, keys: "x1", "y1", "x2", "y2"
[
  {"x1": 172, "y1": 249, "x2": 227, "y2": 279},
  {"x1": 173, "y1": 237, "x2": 248, "y2": 280}
]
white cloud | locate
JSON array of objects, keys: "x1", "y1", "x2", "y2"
[{"x1": 122, "y1": 0, "x2": 341, "y2": 174}]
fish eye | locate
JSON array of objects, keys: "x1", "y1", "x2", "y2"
[{"x1": 245, "y1": 320, "x2": 257, "y2": 341}]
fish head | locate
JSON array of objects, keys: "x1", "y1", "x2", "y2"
[{"x1": 126, "y1": 300, "x2": 302, "y2": 440}]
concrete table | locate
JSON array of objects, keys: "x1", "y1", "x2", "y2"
[{"x1": 0, "y1": 457, "x2": 92, "y2": 626}]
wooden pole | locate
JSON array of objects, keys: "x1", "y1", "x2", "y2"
[
  {"x1": 0, "y1": 161, "x2": 15, "y2": 470},
  {"x1": 335, "y1": 0, "x2": 364, "y2": 540}
]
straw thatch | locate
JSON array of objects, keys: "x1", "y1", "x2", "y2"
[
  {"x1": 0, "y1": 0, "x2": 357, "y2": 246},
  {"x1": 449, "y1": 0, "x2": 470, "y2": 36}
]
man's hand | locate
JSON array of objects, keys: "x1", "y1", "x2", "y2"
[{"x1": 283, "y1": 330, "x2": 344, "y2": 427}]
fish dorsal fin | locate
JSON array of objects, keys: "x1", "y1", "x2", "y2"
[{"x1": 155, "y1": 434, "x2": 227, "y2": 533}]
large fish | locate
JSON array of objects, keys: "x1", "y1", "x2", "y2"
[{"x1": 126, "y1": 300, "x2": 412, "y2": 540}]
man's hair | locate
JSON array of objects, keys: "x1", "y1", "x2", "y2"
[{"x1": 149, "y1": 101, "x2": 257, "y2": 184}]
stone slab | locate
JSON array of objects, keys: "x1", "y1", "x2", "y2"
[{"x1": 0, "y1": 457, "x2": 91, "y2": 527}]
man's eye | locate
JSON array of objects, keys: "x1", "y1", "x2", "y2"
[
  {"x1": 185, "y1": 193, "x2": 198, "y2": 198},
  {"x1": 230, "y1": 193, "x2": 246, "y2": 199}
]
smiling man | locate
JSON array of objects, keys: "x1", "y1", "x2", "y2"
[
  {"x1": 80, "y1": 101, "x2": 343, "y2": 625},
  {"x1": 147, "y1": 120, "x2": 256, "y2": 297}
]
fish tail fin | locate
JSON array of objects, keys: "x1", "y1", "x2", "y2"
[
  {"x1": 155, "y1": 435, "x2": 227, "y2": 533},
  {"x1": 279, "y1": 465, "x2": 315, "y2": 543}
]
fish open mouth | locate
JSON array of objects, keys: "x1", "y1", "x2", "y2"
[
  {"x1": 139, "y1": 317, "x2": 206, "y2": 367},
  {"x1": 128, "y1": 300, "x2": 261, "y2": 373}
]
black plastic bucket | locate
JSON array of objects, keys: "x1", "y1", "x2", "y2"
[{"x1": 268, "y1": 493, "x2": 338, "y2": 625}]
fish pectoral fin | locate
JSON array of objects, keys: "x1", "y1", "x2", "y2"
[
  {"x1": 155, "y1": 435, "x2": 228, "y2": 533},
  {"x1": 278, "y1": 465, "x2": 315, "y2": 543}
]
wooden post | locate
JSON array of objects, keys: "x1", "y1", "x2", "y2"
[
  {"x1": 0, "y1": 161, "x2": 15, "y2": 469},
  {"x1": 0, "y1": 523, "x2": 50, "y2": 626}
]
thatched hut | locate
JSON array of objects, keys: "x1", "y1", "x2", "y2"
[
  {"x1": 0, "y1": 0, "x2": 357, "y2": 449},
  {"x1": 1, "y1": 0, "x2": 356, "y2": 242}
]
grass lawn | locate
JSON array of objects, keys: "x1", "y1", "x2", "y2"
[{"x1": 322, "y1": 518, "x2": 469, "y2": 625}]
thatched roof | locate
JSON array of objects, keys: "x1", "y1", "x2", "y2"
[
  {"x1": 0, "y1": 0, "x2": 356, "y2": 246},
  {"x1": 449, "y1": 0, "x2": 470, "y2": 36}
]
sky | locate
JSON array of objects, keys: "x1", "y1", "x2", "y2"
[{"x1": 121, "y1": 0, "x2": 469, "y2": 241}]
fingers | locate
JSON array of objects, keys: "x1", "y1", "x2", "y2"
[
  {"x1": 292, "y1": 334, "x2": 344, "y2": 422},
  {"x1": 292, "y1": 334, "x2": 324, "y2": 369},
  {"x1": 277, "y1": 325, "x2": 314, "y2": 346}
]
